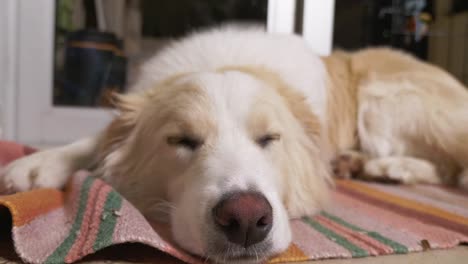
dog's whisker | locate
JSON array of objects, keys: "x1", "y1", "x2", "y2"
[
  {"x1": 203, "y1": 252, "x2": 212, "y2": 264},
  {"x1": 224, "y1": 245, "x2": 231, "y2": 264},
  {"x1": 203, "y1": 253, "x2": 216, "y2": 264},
  {"x1": 152, "y1": 202, "x2": 176, "y2": 211},
  {"x1": 253, "y1": 246, "x2": 260, "y2": 263}
]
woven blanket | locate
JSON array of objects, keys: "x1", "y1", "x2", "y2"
[{"x1": 0, "y1": 141, "x2": 467, "y2": 264}]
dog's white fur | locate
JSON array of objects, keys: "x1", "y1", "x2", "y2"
[{"x1": 2, "y1": 27, "x2": 468, "y2": 263}]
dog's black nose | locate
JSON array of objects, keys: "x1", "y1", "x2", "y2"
[{"x1": 212, "y1": 191, "x2": 272, "y2": 248}]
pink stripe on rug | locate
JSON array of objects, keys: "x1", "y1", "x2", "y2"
[
  {"x1": 314, "y1": 215, "x2": 388, "y2": 255},
  {"x1": 326, "y1": 196, "x2": 421, "y2": 249},
  {"x1": 414, "y1": 185, "x2": 468, "y2": 207},
  {"x1": 112, "y1": 200, "x2": 163, "y2": 244},
  {"x1": 13, "y1": 208, "x2": 70, "y2": 263},
  {"x1": 368, "y1": 183, "x2": 468, "y2": 217},
  {"x1": 438, "y1": 185, "x2": 468, "y2": 198},
  {"x1": 64, "y1": 171, "x2": 93, "y2": 217},
  {"x1": 12, "y1": 173, "x2": 88, "y2": 263},
  {"x1": 113, "y1": 200, "x2": 202, "y2": 264},
  {"x1": 334, "y1": 192, "x2": 468, "y2": 250},
  {"x1": 65, "y1": 183, "x2": 111, "y2": 262},
  {"x1": 80, "y1": 185, "x2": 112, "y2": 254},
  {"x1": 289, "y1": 220, "x2": 352, "y2": 259}
]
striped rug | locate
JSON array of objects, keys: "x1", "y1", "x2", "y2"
[{"x1": 0, "y1": 141, "x2": 467, "y2": 263}]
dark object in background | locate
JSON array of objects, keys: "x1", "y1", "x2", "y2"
[
  {"x1": 58, "y1": 30, "x2": 126, "y2": 107},
  {"x1": 333, "y1": 0, "x2": 434, "y2": 60},
  {"x1": 141, "y1": 0, "x2": 268, "y2": 38},
  {"x1": 453, "y1": 0, "x2": 468, "y2": 14}
]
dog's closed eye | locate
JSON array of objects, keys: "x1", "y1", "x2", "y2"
[
  {"x1": 167, "y1": 135, "x2": 203, "y2": 150},
  {"x1": 256, "y1": 133, "x2": 281, "y2": 148}
]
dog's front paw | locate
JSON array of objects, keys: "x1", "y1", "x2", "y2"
[
  {"x1": 0, "y1": 149, "x2": 74, "y2": 193},
  {"x1": 331, "y1": 150, "x2": 367, "y2": 179},
  {"x1": 363, "y1": 156, "x2": 440, "y2": 184}
]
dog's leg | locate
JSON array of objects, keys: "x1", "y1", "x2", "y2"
[
  {"x1": 331, "y1": 150, "x2": 368, "y2": 179},
  {"x1": 354, "y1": 74, "x2": 468, "y2": 186},
  {"x1": 0, "y1": 136, "x2": 100, "y2": 193},
  {"x1": 331, "y1": 152, "x2": 440, "y2": 184},
  {"x1": 361, "y1": 156, "x2": 441, "y2": 184}
]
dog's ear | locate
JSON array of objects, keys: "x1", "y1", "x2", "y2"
[
  {"x1": 98, "y1": 92, "x2": 149, "y2": 155},
  {"x1": 97, "y1": 73, "x2": 187, "y2": 161},
  {"x1": 278, "y1": 131, "x2": 332, "y2": 218},
  {"x1": 111, "y1": 92, "x2": 148, "y2": 119},
  {"x1": 271, "y1": 86, "x2": 332, "y2": 217}
]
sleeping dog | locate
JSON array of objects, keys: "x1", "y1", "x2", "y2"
[{"x1": 2, "y1": 27, "x2": 468, "y2": 263}]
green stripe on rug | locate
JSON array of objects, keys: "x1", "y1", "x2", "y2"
[
  {"x1": 320, "y1": 211, "x2": 408, "y2": 254},
  {"x1": 45, "y1": 177, "x2": 96, "y2": 264},
  {"x1": 302, "y1": 216, "x2": 368, "y2": 257},
  {"x1": 93, "y1": 191, "x2": 123, "y2": 251}
]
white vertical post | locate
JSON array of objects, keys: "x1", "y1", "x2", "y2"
[
  {"x1": 16, "y1": 0, "x2": 55, "y2": 143},
  {"x1": 302, "y1": 0, "x2": 335, "y2": 56},
  {"x1": 267, "y1": 0, "x2": 296, "y2": 34},
  {"x1": 0, "y1": 0, "x2": 19, "y2": 140}
]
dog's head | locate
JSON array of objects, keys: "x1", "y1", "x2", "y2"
[{"x1": 97, "y1": 67, "x2": 330, "y2": 263}]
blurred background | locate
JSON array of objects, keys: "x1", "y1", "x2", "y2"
[
  {"x1": 0, "y1": 0, "x2": 467, "y2": 146},
  {"x1": 52, "y1": 0, "x2": 468, "y2": 108}
]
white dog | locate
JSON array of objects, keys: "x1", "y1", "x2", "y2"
[{"x1": 2, "y1": 27, "x2": 468, "y2": 263}]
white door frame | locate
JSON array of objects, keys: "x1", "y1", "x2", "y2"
[
  {"x1": 302, "y1": 0, "x2": 336, "y2": 56},
  {"x1": 267, "y1": 0, "x2": 296, "y2": 34},
  {"x1": 268, "y1": 0, "x2": 336, "y2": 56},
  {"x1": 8, "y1": 0, "x2": 334, "y2": 145},
  {"x1": 0, "y1": 0, "x2": 19, "y2": 141}
]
